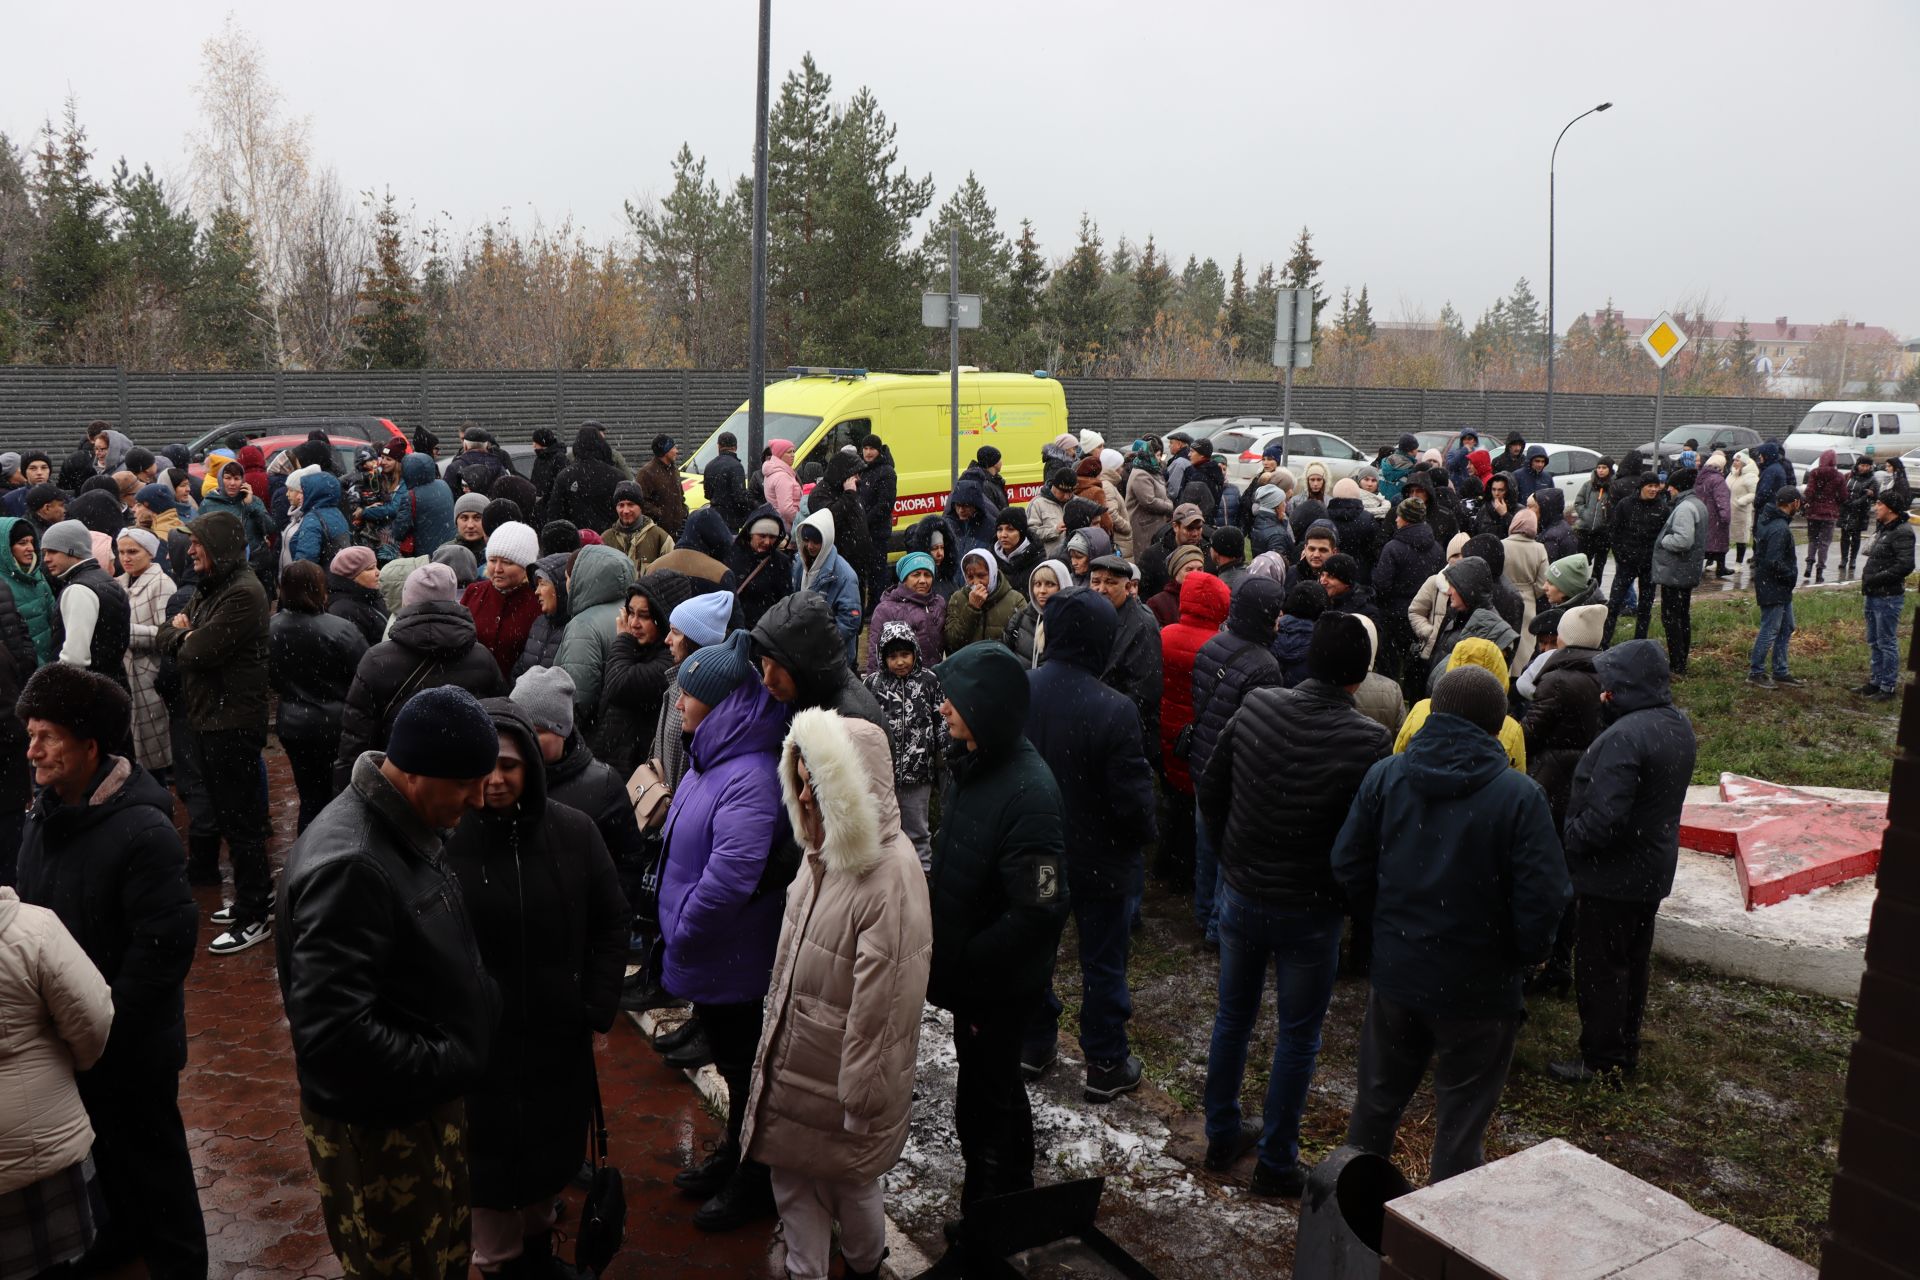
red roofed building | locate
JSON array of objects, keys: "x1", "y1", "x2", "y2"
[{"x1": 1583, "y1": 309, "x2": 1901, "y2": 372}]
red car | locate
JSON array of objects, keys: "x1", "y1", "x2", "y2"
[
  {"x1": 185, "y1": 416, "x2": 405, "y2": 480},
  {"x1": 187, "y1": 434, "x2": 398, "y2": 484}
]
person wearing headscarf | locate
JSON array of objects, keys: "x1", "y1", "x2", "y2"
[{"x1": 116, "y1": 526, "x2": 177, "y2": 778}]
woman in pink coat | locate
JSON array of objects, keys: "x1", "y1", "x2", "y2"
[{"x1": 761, "y1": 439, "x2": 804, "y2": 528}]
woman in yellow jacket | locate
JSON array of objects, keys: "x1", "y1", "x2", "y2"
[{"x1": 1394, "y1": 637, "x2": 1527, "y2": 771}]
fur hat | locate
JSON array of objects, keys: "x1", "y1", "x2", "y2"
[
  {"x1": 15, "y1": 662, "x2": 131, "y2": 751},
  {"x1": 481, "y1": 498, "x2": 522, "y2": 534}
]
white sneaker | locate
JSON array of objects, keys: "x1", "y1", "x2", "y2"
[
  {"x1": 208, "y1": 919, "x2": 272, "y2": 955},
  {"x1": 210, "y1": 891, "x2": 276, "y2": 927}
]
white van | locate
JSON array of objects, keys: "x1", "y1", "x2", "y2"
[{"x1": 1784, "y1": 401, "x2": 1920, "y2": 477}]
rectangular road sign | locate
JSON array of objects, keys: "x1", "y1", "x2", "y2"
[
  {"x1": 1272, "y1": 288, "x2": 1313, "y2": 369},
  {"x1": 922, "y1": 292, "x2": 982, "y2": 329}
]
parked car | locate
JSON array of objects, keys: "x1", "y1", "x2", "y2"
[
  {"x1": 1216, "y1": 423, "x2": 1369, "y2": 488},
  {"x1": 187, "y1": 433, "x2": 377, "y2": 482},
  {"x1": 187, "y1": 415, "x2": 404, "y2": 463},
  {"x1": 1533, "y1": 443, "x2": 1605, "y2": 504},
  {"x1": 1621, "y1": 424, "x2": 1762, "y2": 475},
  {"x1": 1167, "y1": 414, "x2": 1281, "y2": 448}
]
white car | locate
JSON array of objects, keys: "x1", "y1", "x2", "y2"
[
  {"x1": 1216, "y1": 424, "x2": 1370, "y2": 488},
  {"x1": 1535, "y1": 443, "x2": 1604, "y2": 505}
]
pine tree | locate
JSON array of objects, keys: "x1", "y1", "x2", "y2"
[
  {"x1": 188, "y1": 203, "x2": 267, "y2": 367},
  {"x1": 803, "y1": 86, "x2": 933, "y2": 367},
  {"x1": 1043, "y1": 213, "x2": 1114, "y2": 374},
  {"x1": 25, "y1": 100, "x2": 115, "y2": 356},
  {"x1": 110, "y1": 161, "x2": 196, "y2": 298},
  {"x1": 1724, "y1": 317, "x2": 1757, "y2": 389},
  {"x1": 1244, "y1": 262, "x2": 1278, "y2": 362},
  {"x1": 756, "y1": 54, "x2": 835, "y2": 365},
  {"x1": 1131, "y1": 235, "x2": 1170, "y2": 338},
  {"x1": 1280, "y1": 227, "x2": 1327, "y2": 366},
  {"x1": 0, "y1": 133, "x2": 37, "y2": 362},
  {"x1": 1352, "y1": 285, "x2": 1376, "y2": 340},
  {"x1": 1179, "y1": 256, "x2": 1225, "y2": 335},
  {"x1": 1505, "y1": 277, "x2": 1542, "y2": 357},
  {"x1": 351, "y1": 192, "x2": 425, "y2": 369},
  {"x1": 630, "y1": 143, "x2": 746, "y2": 367},
  {"x1": 1438, "y1": 301, "x2": 1467, "y2": 344},
  {"x1": 921, "y1": 171, "x2": 1011, "y2": 364},
  {"x1": 1222, "y1": 255, "x2": 1249, "y2": 353},
  {"x1": 1108, "y1": 237, "x2": 1135, "y2": 281},
  {"x1": 1281, "y1": 226, "x2": 1327, "y2": 331},
  {"x1": 992, "y1": 219, "x2": 1048, "y2": 371}
]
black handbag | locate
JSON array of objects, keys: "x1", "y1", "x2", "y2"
[{"x1": 575, "y1": 1054, "x2": 626, "y2": 1276}]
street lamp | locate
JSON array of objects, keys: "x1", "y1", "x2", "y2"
[{"x1": 1544, "y1": 100, "x2": 1611, "y2": 444}]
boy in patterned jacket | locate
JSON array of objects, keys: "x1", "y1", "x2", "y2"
[{"x1": 862, "y1": 621, "x2": 943, "y2": 870}]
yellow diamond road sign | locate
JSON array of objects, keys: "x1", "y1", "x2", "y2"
[{"x1": 1639, "y1": 312, "x2": 1690, "y2": 369}]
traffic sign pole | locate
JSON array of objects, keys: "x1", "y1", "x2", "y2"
[{"x1": 1655, "y1": 362, "x2": 1668, "y2": 446}]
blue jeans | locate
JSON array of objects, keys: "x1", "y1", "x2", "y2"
[
  {"x1": 1866, "y1": 594, "x2": 1903, "y2": 691},
  {"x1": 1025, "y1": 892, "x2": 1135, "y2": 1067},
  {"x1": 1749, "y1": 601, "x2": 1795, "y2": 677},
  {"x1": 1194, "y1": 809, "x2": 1221, "y2": 943},
  {"x1": 1202, "y1": 887, "x2": 1344, "y2": 1171}
]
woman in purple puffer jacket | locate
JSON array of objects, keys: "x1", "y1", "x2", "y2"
[{"x1": 657, "y1": 629, "x2": 793, "y2": 1230}]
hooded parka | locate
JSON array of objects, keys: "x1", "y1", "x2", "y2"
[
  {"x1": 740, "y1": 711, "x2": 933, "y2": 1183},
  {"x1": 330, "y1": 599, "x2": 507, "y2": 788},
  {"x1": 443, "y1": 701, "x2": 627, "y2": 1209}
]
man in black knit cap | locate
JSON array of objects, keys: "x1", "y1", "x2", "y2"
[{"x1": 278, "y1": 685, "x2": 502, "y2": 1280}]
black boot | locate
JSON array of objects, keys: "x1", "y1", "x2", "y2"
[
  {"x1": 653, "y1": 1015, "x2": 704, "y2": 1054},
  {"x1": 673, "y1": 1141, "x2": 738, "y2": 1198},
  {"x1": 693, "y1": 1158, "x2": 776, "y2": 1232},
  {"x1": 660, "y1": 1025, "x2": 714, "y2": 1070},
  {"x1": 842, "y1": 1246, "x2": 891, "y2": 1280}
]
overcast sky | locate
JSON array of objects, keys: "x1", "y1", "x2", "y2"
[{"x1": 12, "y1": 0, "x2": 1918, "y2": 340}]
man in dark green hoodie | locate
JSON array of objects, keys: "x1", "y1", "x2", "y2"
[{"x1": 927, "y1": 641, "x2": 1069, "y2": 1216}]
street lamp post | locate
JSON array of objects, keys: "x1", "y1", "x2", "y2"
[
  {"x1": 1544, "y1": 100, "x2": 1611, "y2": 444},
  {"x1": 746, "y1": 0, "x2": 772, "y2": 469}
]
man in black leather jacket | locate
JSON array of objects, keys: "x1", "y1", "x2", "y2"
[{"x1": 276, "y1": 685, "x2": 502, "y2": 1280}]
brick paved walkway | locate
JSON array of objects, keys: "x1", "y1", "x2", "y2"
[{"x1": 170, "y1": 750, "x2": 783, "y2": 1279}]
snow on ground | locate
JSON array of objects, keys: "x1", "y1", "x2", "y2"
[{"x1": 885, "y1": 1007, "x2": 1297, "y2": 1279}]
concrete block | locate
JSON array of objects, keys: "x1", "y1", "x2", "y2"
[
  {"x1": 1614, "y1": 1236, "x2": 1811, "y2": 1279},
  {"x1": 1384, "y1": 1141, "x2": 1816, "y2": 1280},
  {"x1": 1653, "y1": 851, "x2": 1870, "y2": 1002},
  {"x1": 1386, "y1": 1140, "x2": 1713, "y2": 1279}
]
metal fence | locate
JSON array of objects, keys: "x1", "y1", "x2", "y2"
[{"x1": 0, "y1": 366, "x2": 1818, "y2": 461}]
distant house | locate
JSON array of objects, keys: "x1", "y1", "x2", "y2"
[{"x1": 1581, "y1": 310, "x2": 1905, "y2": 392}]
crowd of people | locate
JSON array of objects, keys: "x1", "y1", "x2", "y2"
[{"x1": 0, "y1": 414, "x2": 1911, "y2": 1280}]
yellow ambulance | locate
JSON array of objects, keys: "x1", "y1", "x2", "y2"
[{"x1": 678, "y1": 367, "x2": 1070, "y2": 535}]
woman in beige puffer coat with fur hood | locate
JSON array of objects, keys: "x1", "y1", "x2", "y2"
[
  {"x1": 741, "y1": 708, "x2": 932, "y2": 1280},
  {"x1": 0, "y1": 885, "x2": 114, "y2": 1270}
]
